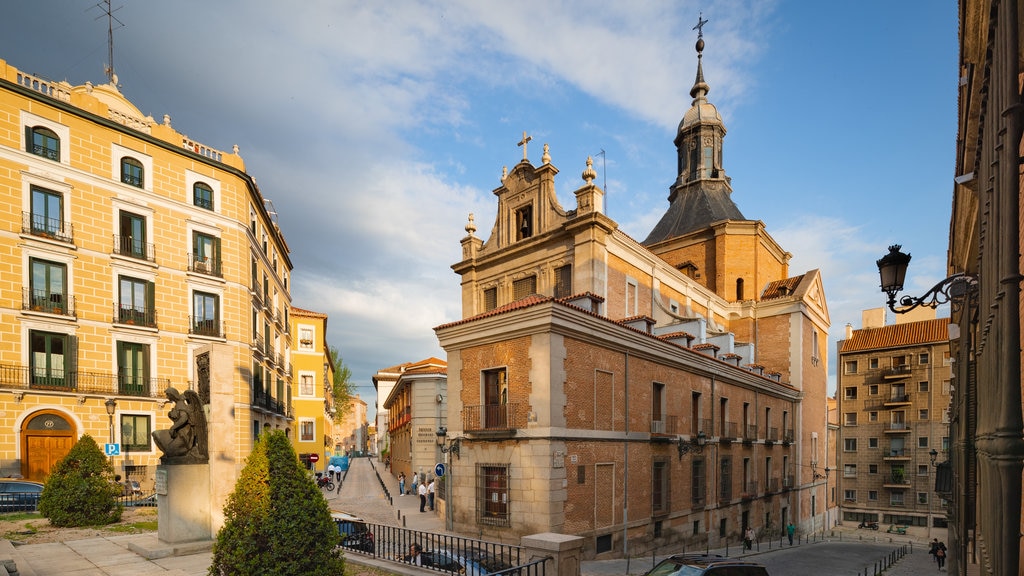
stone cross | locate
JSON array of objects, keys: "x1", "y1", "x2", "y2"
[{"x1": 518, "y1": 131, "x2": 532, "y2": 161}]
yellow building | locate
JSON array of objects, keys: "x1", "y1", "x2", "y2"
[
  {"x1": 0, "y1": 58, "x2": 294, "y2": 486},
  {"x1": 289, "y1": 306, "x2": 334, "y2": 472}
]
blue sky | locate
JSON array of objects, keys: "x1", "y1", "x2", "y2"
[{"x1": 1, "y1": 1, "x2": 958, "y2": 418}]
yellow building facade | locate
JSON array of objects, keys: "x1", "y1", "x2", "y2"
[
  {"x1": 289, "y1": 306, "x2": 334, "y2": 473},
  {"x1": 0, "y1": 58, "x2": 294, "y2": 486}
]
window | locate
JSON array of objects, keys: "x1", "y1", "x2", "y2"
[
  {"x1": 736, "y1": 278, "x2": 744, "y2": 300},
  {"x1": 477, "y1": 464, "x2": 510, "y2": 526},
  {"x1": 918, "y1": 465, "x2": 929, "y2": 476},
  {"x1": 626, "y1": 278, "x2": 638, "y2": 316},
  {"x1": 117, "y1": 341, "x2": 149, "y2": 396},
  {"x1": 844, "y1": 387, "x2": 857, "y2": 400},
  {"x1": 869, "y1": 464, "x2": 878, "y2": 474},
  {"x1": 942, "y1": 437, "x2": 949, "y2": 450},
  {"x1": 512, "y1": 276, "x2": 536, "y2": 300},
  {"x1": 702, "y1": 145, "x2": 713, "y2": 178},
  {"x1": 843, "y1": 464, "x2": 857, "y2": 478},
  {"x1": 844, "y1": 490, "x2": 856, "y2": 502},
  {"x1": 844, "y1": 360, "x2": 858, "y2": 374},
  {"x1": 192, "y1": 291, "x2": 220, "y2": 336},
  {"x1": 118, "y1": 210, "x2": 149, "y2": 260},
  {"x1": 691, "y1": 458, "x2": 706, "y2": 504},
  {"x1": 192, "y1": 231, "x2": 221, "y2": 276},
  {"x1": 868, "y1": 491, "x2": 878, "y2": 501},
  {"x1": 30, "y1": 330, "x2": 70, "y2": 388},
  {"x1": 577, "y1": 466, "x2": 585, "y2": 484},
  {"x1": 918, "y1": 492, "x2": 928, "y2": 504},
  {"x1": 299, "y1": 373, "x2": 314, "y2": 397},
  {"x1": 652, "y1": 460, "x2": 669, "y2": 514},
  {"x1": 869, "y1": 411, "x2": 878, "y2": 422},
  {"x1": 892, "y1": 355, "x2": 907, "y2": 367},
  {"x1": 918, "y1": 437, "x2": 929, "y2": 448},
  {"x1": 652, "y1": 382, "x2": 664, "y2": 430},
  {"x1": 515, "y1": 205, "x2": 533, "y2": 240},
  {"x1": 554, "y1": 264, "x2": 572, "y2": 298},
  {"x1": 118, "y1": 276, "x2": 155, "y2": 326},
  {"x1": 482, "y1": 368, "x2": 508, "y2": 429},
  {"x1": 869, "y1": 437, "x2": 879, "y2": 448},
  {"x1": 890, "y1": 492, "x2": 904, "y2": 506},
  {"x1": 299, "y1": 419, "x2": 315, "y2": 442},
  {"x1": 193, "y1": 182, "x2": 214, "y2": 210},
  {"x1": 120, "y1": 414, "x2": 152, "y2": 452},
  {"x1": 30, "y1": 186, "x2": 67, "y2": 240},
  {"x1": 120, "y1": 157, "x2": 144, "y2": 187},
  {"x1": 719, "y1": 457, "x2": 732, "y2": 501},
  {"x1": 918, "y1": 353, "x2": 929, "y2": 365},
  {"x1": 28, "y1": 126, "x2": 59, "y2": 161},
  {"x1": 869, "y1": 385, "x2": 879, "y2": 396},
  {"x1": 919, "y1": 409, "x2": 929, "y2": 420},
  {"x1": 29, "y1": 258, "x2": 68, "y2": 315},
  {"x1": 869, "y1": 358, "x2": 879, "y2": 369},
  {"x1": 844, "y1": 413, "x2": 857, "y2": 426},
  {"x1": 919, "y1": 381, "x2": 929, "y2": 392},
  {"x1": 298, "y1": 327, "x2": 314, "y2": 350},
  {"x1": 483, "y1": 287, "x2": 497, "y2": 312},
  {"x1": 844, "y1": 438, "x2": 857, "y2": 451}
]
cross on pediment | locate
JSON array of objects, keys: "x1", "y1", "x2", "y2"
[{"x1": 517, "y1": 131, "x2": 532, "y2": 161}]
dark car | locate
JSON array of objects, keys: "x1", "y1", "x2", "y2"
[
  {"x1": 421, "y1": 547, "x2": 516, "y2": 576},
  {"x1": 0, "y1": 479, "x2": 44, "y2": 513},
  {"x1": 643, "y1": 554, "x2": 769, "y2": 576},
  {"x1": 332, "y1": 511, "x2": 374, "y2": 553}
]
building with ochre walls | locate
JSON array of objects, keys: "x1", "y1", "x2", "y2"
[
  {"x1": 0, "y1": 57, "x2": 294, "y2": 488},
  {"x1": 290, "y1": 306, "x2": 335, "y2": 473},
  {"x1": 435, "y1": 33, "x2": 830, "y2": 559}
]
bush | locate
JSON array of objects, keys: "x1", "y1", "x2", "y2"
[
  {"x1": 211, "y1": 430, "x2": 343, "y2": 576},
  {"x1": 38, "y1": 434, "x2": 122, "y2": 527}
]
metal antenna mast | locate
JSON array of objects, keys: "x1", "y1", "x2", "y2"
[{"x1": 92, "y1": 0, "x2": 124, "y2": 83}]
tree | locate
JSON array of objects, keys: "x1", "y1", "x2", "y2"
[
  {"x1": 38, "y1": 434, "x2": 122, "y2": 527},
  {"x1": 328, "y1": 346, "x2": 355, "y2": 424},
  {"x1": 210, "y1": 430, "x2": 343, "y2": 576}
]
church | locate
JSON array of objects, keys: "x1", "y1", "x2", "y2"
[{"x1": 435, "y1": 29, "x2": 831, "y2": 558}]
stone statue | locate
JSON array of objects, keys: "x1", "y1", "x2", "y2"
[{"x1": 152, "y1": 387, "x2": 208, "y2": 464}]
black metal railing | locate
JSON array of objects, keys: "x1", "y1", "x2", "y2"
[
  {"x1": 782, "y1": 475, "x2": 796, "y2": 490},
  {"x1": 22, "y1": 212, "x2": 73, "y2": 243},
  {"x1": 766, "y1": 427, "x2": 779, "y2": 443},
  {"x1": 463, "y1": 403, "x2": 526, "y2": 432},
  {"x1": 188, "y1": 253, "x2": 222, "y2": 277},
  {"x1": 0, "y1": 363, "x2": 169, "y2": 398},
  {"x1": 114, "y1": 304, "x2": 157, "y2": 328},
  {"x1": 252, "y1": 389, "x2": 288, "y2": 416},
  {"x1": 22, "y1": 288, "x2": 76, "y2": 317},
  {"x1": 189, "y1": 317, "x2": 224, "y2": 338},
  {"x1": 744, "y1": 424, "x2": 758, "y2": 442},
  {"x1": 194, "y1": 195, "x2": 214, "y2": 211},
  {"x1": 721, "y1": 421, "x2": 738, "y2": 439},
  {"x1": 112, "y1": 234, "x2": 156, "y2": 262},
  {"x1": 783, "y1": 429, "x2": 795, "y2": 444},
  {"x1": 741, "y1": 481, "x2": 758, "y2": 499},
  {"x1": 887, "y1": 392, "x2": 911, "y2": 403}
]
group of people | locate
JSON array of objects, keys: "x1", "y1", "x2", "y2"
[
  {"x1": 397, "y1": 472, "x2": 436, "y2": 512},
  {"x1": 929, "y1": 539, "x2": 947, "y2": 570},
  {"x1": 742, "y1": 522, "x2": 796, "y2": 551}
]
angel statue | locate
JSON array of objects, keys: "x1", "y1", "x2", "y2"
[{"x1": 152, "y1": 386, "x2": 208, "y2": 464}]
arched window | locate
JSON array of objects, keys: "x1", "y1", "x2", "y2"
[
  {"x1": 28, "y1": 126, "x2": 60, "y2": 161},
  {"x1": 736, "y1": 278, "x2": 745, "y2": 300},
  {"x1": 121, "y1": 157, "x2": 144, "y2": 188},
  {"x1": 193, "y1": 182, "x2": 214, "y2": 210}
]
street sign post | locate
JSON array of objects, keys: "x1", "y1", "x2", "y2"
[
  {"x1": 435, "y1": 463, "x2": 446, "y2": 477},
  {"x1": 104, "y1": 443, "x2": 120, "y2": 457}
]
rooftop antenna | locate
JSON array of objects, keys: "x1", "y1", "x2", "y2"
[{"x1": 91, "y1": 0, "x2": 124, "y2": 83}]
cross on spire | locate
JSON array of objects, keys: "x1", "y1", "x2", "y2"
[
  {"x1": 693, "y1": 12, "x2": 708, "y2": 39},
  {"x1": 517, "y1": 131, "x2": 533, "y2": 161}
]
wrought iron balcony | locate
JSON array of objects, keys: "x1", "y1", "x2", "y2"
[
  {"x1": 885, "y1": 392, "x2": 912, "y2": 405},
  {"x1": 0, "y1": 363, "x2": 168, "y2": 398},
  {"x1": 463, "y1": 403, "x2": 526, "y2": 433},
  {"x1": 743, "y1": 424, "x2": 758, "y2": 443},
  {"x1": 882, "y1": 365, "x2": 911, "y2": 379},
  {"x1": 114, "y1": 304, "x2": 157, "y2": 328},
  {"x1": 741, "y1": 481, "x2": 758, "y2": 500},
  {"x1": 884, "y1": 422, "x2": 911, "y2": 433},
  {"x1": 189, "y1": 317, "x2": 224, "y2": 338},
  {"x1": 23, "y1": 212, "x2": 74, "y2": 243},
  {"x1": 767, "y1": 477, "x2": 780, "y2": 493},
  {"x1": 651, "y1": 415, "x2": 678, "y2": 435},
  {"x1": 112, "y1": 234, "x2": 156, "y2": 262},
  {"x1": 252, "y1": 388, "x2": 288, "y2": 416},
  {"x1": 188, "y1": 253, "x2": 222, "y2": 277},
  {"x1": 719, "y1": 483, "x2": 732, "y2": 502},
  {"x1": 720, "y1": 421, "x2": 739, "y2": 442},
  {"x1": 766, "y1": 427, "x2": 779, "y2": 445},
  {"x1": 783, "y1": 429, "x2": 795, "y2": 445},
  {"x1": 782, "y1": 475, "x2": 796, "y2": 490},
  {"x1": 252, "y1": 334, "x2": 265, "y2": 356},
  {"x1": 22, "y1": 288, "x2": 76, "y2": 317}
]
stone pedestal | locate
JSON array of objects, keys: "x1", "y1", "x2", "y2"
[
  {"x1": 157, "y1": 463, "x2": 212, "y2": 543},
  {"x1": 521, "y1": 533, "x2": 584, "y2": 576}
]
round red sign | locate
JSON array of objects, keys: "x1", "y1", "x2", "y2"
[{"x1": 309, "y1": 453, "x2": 320, "y2": 463}]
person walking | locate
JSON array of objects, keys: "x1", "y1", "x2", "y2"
[
  {"x1": 398, "y1": 472, "x2": 406, "y2": 496},
  {"x1": 411, "y1": 472, "x2": 419, "y2": 496},
  {"x1": 743, "y1": 527, "x2": 754, "y2": 551},
  {"x1": 929, "y1": 538, "x2": 940, "y2": 563},
  {"x1": 418, "y1": 480, "x2": 428, "y2": 512},
  {"x1": 428, "y1": 477, "x2": 436, "y2": 511},
  {"x1": 935, "y1": 541, "x2": 947, "y2": 570},
  {"x1": 786, "y1": 522, "x2": 795, "y2": 545}
]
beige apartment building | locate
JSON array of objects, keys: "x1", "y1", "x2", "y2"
[
  {"x1": 835, "y1": 309, "x2": 951, "y2": 533},
  {"x1": 0, "y1": 57, "x2": 293, "y2": 486}
]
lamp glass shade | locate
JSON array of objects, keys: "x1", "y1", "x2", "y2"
[
  {"x1": 435, "y1": 427, "x2": 447, "y2": 447},
  {"x1": 877, "y1": 245, "x2": 911, "y2": 293},
  {"x1": 104, "y1": 398, "x2": 117, "y2": 416}
]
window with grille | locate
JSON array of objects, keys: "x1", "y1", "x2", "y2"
[
  {"x1": 691, "y1": 458, "x2": 705, "y2": 504},
  {"x1": 512, "y1": 276, "x2": 536, "y2": 300},
  {"x1": 121, "y1": 157, "x2": 144, "y2": 188},
  {"x1": 28, "y1": 126, "x2": 59, "y2": 161},
  {"x1": 477, "y1": 464, "x2": 510, "y2": 527},
  {"x1": 194, "y1": 182, "x2": 214, "y2": 210},
  {"x1": 554, "y1": 265, "x2": 572, "y2": 298},
  {"x1": 483, "y1": 287, "x2": 497, "y2": 311},
  {"x1": 652, "y1": 460, "x2": 669, "y2": 514}
]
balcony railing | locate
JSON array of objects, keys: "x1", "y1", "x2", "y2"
[
  {"x1": 741, "y1": 481, "x2": 758, "y2": 500},
  {"x1": 252, "y1": 389, "x2": 288, "y2": 416},
  {"x1": 23, "y1": 212, "x2": 73, "y2": 243},
  {"x1": 189, "y1": 317, "x2": 224, "y2": 338},
  {"x1": 884, "y1": 448, "x2": 910, "y2": 459},
  {"x1": 113, "y1": 304, "x2": 157, "y2": 328},
  {"x1": 112, "y1": 234, "x2": 156, "y2": 262},
  {"x1": 719, "y1": 483, "x2": 732, "y2": 502},
  {"x1": 463, "y1": 403, "x2": 526, "y2": 432},
  {"x1": 783, "y1": 429, "x2": 795, "y2": 444},
  {"x1": 886, "y1": 392, "x2": 912, "y2": 404},
  {"x1": 883, "y1": 365, "x2": 911, "y2": 378},
  {"x1": 188, "y1": 253, "x2": 223, "y2": 277},
  {"x1": 743, "y1": 424, "x2": 758, "y2": 442},
  {"x1": 22, "y1": 288, "x2": 76, "y2": 317},
  {"x1": 720, "y1": 421, "x2": 739, "y2": 440},
  {"x1": 0, "y1": 363, "x2": 168, "y2": 398},
  {"x1": 767, "y1": 477, "x2": 780, "y2": 493},
  {"x1": 782, "y1": 475, "x2": 796, "y2": 490},
  {"x1": 253, "y1": 334, "x2": 265, "y2": 356},
  {"x1": 651, "y1": 415, "x2": 678, "y2": 435},
  {"x1": 766, "y1": 427, "x2": 779, "y2": 444},
  {"x1": 693, "y1": 418, "x2": 713, "y2": 437},
  {"x1": 884, "y1": 422, "x2": 910, "y2": 432}
]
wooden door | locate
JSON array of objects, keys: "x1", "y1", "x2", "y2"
[{"x1": 21, "y1": 411, "x2": 75, "y2": 481}]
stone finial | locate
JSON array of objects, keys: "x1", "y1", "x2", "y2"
[
  {"x1": 501, "y1": 166, "x2": 508, "y2": 182},
  {"x1": 233, "y1": 144, "x2": 239, "y2": 154},
  {"x1": 465, "y1": 213, "x2": 477, "y2": 236},
  {"x1": 542, "y1": 143, "x2": 551, "y2": 164},
  {"x1": 582, "y1": 156, "x2": 597, "y2": 184},
  {"x1": 163, "y1": 114, "x2": 171, "y2": 126}
]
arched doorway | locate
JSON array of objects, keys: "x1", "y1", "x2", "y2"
[{"x1": 21, "y1": 410, "x2": 75, "y2": 481}]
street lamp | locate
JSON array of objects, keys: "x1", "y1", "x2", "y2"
[
  {"x1": 876, "y1": 245, "x2": 978, "y2": 314},
  {"x1": 104, "y1": 398, "x2": 117, "y2": 469},
  {"x1": 435, "y1": 426, "x2": 462, "y2": 532},
  {"x1": 435, "y1": 426, "x2": 460, "y2": 459},
  {"x1": 677, "y1": 431, "x2": 706, "y2": 459}
]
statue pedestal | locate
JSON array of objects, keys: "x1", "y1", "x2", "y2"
[{"x1": 157, "y1": 463, "x2": 212, "y2": 543}]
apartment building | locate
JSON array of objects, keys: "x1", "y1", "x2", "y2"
[
  {"x1": 290, "y1": 306, "x2": 334, "y2": 473},
  {"x1": 434, "y1": 33, "x2": 830, "y2": 559},
  {"x1": 382, "y1": 357, "x2": 448, "y2": 485},
  {"x1": 0, "y1": 57, "x2": 293, "y2": 486},
  {"x1": 835, "y1": 309, "x2": 951, "y2": 533}
]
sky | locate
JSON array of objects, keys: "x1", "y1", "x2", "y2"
[{"x1": 1, "y1": 1, "x2": 959, "y2": 420}]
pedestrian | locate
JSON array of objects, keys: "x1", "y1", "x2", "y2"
[
  {"x1": 743, "y1": 527, "x2": 754, "y2": 550},
  {"x1": 411, "y1": 472, "x2": 419, "y2": 496},
  {"x1": 398, "y1": 472, "x2": 406, "y2": 496},
  {"x1": 328, "y1": 463, "x2": 337, "y2": 482},
  {"x1": 418, "y1": 479, "x2": 428, "y2": 512},
  {"x1": 786, "y1": 522, "x2": 795, "y2": 545},
  {"x1": 935, "y1": 541, "x2": 947, "y2": 570},
  {"x1": 404, "y1": 543, "x2": 423, "y2": 566},
  {"x1": 428, "y1": 477, "x2": 436, "y2": 511},
  {"x1": 929, "y1": 538, "x2": 940, "y2": 562}
]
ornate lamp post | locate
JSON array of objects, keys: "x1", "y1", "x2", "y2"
[
  {"x1": 876, "y1": 245, "x2": 977, "y2": 314},
  {"x1": 435, "y1": 426, "x2": 461, "y2": 531},
  {"x1": 104, "y1": 398, "x2": 117, "y2": 469}
]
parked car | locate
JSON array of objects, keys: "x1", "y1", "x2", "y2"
[
  {"x1": 643, "y1": 554, "x2": 769, "y2": 576},
  {"x1": 0, "y1": 479, "x2": 44, "y2": 513},
  {"x1": 332, "y1": 511, "x2": 374, "y2": 553},
  {"x1": 121, "y1": 492, "x2": 158, "y2": 507},
  {"x1": 122, "y1": 479, "x2": 142, "y2": 496},
  {"x1": 421, "y1": 547, "x2": 516, "y2": 576}
]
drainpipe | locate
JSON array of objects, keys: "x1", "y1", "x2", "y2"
[{"x1": 622, "y1": 352, "x2": 630, "y2": 559}]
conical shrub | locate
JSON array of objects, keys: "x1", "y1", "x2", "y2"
[{"x1": 38, "y1": 434, "x2": 122, "y2": 527}]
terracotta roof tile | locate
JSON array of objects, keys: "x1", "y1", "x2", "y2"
[
  {"x1": 290, "y1": 306, "x2": 328, "y2": 318},
  {"x1": 840, "y1": 318, "x2": 949, "y2": 352},
  {"x1": 761, "y1": 276, "x2": 805, "y2": 299}
]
